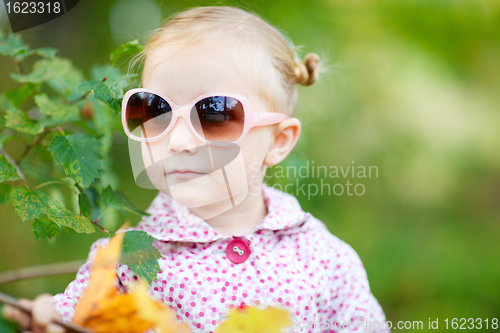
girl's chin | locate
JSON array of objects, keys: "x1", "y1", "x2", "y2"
[
  {"x1": 148, "y1": 168, "x2": 250, "y2": 208},
  {"x1": 164, "y1": 181, "x2": 234, "y2": 208}
]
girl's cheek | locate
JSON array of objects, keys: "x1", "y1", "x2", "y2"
[{"x1": 239, "y1": 128, "x2": 273, "y2": 177}]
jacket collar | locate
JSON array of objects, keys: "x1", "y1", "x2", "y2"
[{"x1": 128, "y1": 184, "x2": 310, "y2": 243}]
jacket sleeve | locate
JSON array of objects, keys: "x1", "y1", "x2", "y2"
[
  {"x1": 51, "y1": 237, "x2": 127, "y2": 323},
  {"x1": 320, "y1": 238, "x2": 389, "y2": 332}
]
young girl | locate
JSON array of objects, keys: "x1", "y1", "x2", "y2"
[{"x1": 3, "y1": 6, "x2": 388, "y2": 333}]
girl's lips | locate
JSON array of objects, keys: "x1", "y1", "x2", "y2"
[{"x1": 166, "y1": 170, "x2": 206, "y2": 180}]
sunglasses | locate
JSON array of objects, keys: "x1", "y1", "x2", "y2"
[{"x1": 121, "y1": 88, "x2": 289, "y2": 144}]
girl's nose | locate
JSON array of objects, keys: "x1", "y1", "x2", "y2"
[{"x1": 166, "y1": 116, "x2": 203, "y2": 154}]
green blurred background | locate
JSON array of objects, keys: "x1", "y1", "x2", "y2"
[{"x1": 1, "y1": 0, "x2": 499, "y2": 331}]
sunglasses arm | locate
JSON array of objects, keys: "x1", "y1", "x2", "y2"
[{"x1": 255, "y1": 112, "x2": 289, "y2": 126}]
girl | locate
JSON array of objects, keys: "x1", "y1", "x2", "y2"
[{"x1": 3, "y1": 6, "x2": 388, "y2": 333}]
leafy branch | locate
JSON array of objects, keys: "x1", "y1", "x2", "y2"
[{"x1": 0, "y1": 32, "x2": 160, "y2": 284}]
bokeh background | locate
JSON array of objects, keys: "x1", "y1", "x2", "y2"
[{"x1": 1, "y1": 0, "x2": 499, "y2": 331}]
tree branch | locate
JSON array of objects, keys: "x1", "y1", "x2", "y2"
[
  {"x1": 90, "y1": 217, "x2": 109, "y2": 234},
  {"x1": 15, "y1": 129, "x2": 50, "y2": 165},
  {"x1": 13, "y1": 60, "x2": 25, "y2": 74},
  {"x1": 0, "y1": 149, "x2": 31, "y2": 189},
  {"x1": 0, "y1": 291, "x2": 94, "y2": 333},
  {"x1": 0, "y1": 259, "x2": 85, "y2": 285}
]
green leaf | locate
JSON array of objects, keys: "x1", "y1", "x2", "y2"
[
  {"x1": 48, "y1": 134, "x2": 105, "y2": 187},
  {"x1": 0, "y1": 34, "x2": 55, "y2": 61},
  {"x1": 44, "y1": 58, "x2": 84, "y2": 96},
  {"x1": 0, "y1": 184, "x2": 12, "y2": 204},
  {"x1": 10, "y1": 58, "x2": 83, "y2": 96},
  {"x1": 106, "y1": 75, "x2": 129, "y2": 99},
  {"x1": 76, "y1": 185, "x2": 102, "y2": 220},
  {"x1": 32, "y1": 216, "x2": 60, "y2": 240},
  {"x1": 0, "y1": 155, "x2": 20, "y2": 182},
  {"x1": 33, "y1": 47, "x2": 57, "y2": 59},
  {"x1": 5, "y1": 83, "x2": 37, "y2": 107},
  {"x1": 63, "y1": 226, "x2": 76, "y2": 235},
  {"x1": 9, "y1": 69, "x2": 48, "y2": 84},
  {"x1": 4, "y1": 107, "x2": 45, "y2": 135},
  {"x1": 10, "y1": 187, "x2": 51, "y2": 222},
  {"x1": 34, "y1": 93, "x2": 79, "y2": 121},
  {"x1": 78, "y1": 80, "x2": 121, "y2": 112},
  {"x1": 45, "y1": 199, "x2": 95, "y2": 234},
  {"x1": 110, "y1": 40, "x2": 143, "y2": 66},
  {"x1": 90, "y1": 65, "x2": 134, "y2": 103},
  {"x1": 101, "y1": 186, "x2": 149, "y2": 216},
  {"x1": 0, "y1": 33, "x2": 30, "y2": 60},
  {"x1": 10, "y1": 61, "x2": 50, "y2": 83},
  {"x1": 120, "y1": 230, "x2": 161, "y2": 285},
  {"x1": 11, "y1": 180, "x2": 92, "y2": 234},
  {"x1": 78, "y1": 189, "x2": 93, "y2": 218}
]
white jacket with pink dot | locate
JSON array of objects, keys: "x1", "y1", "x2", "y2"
[{"x1": 52, "y1": 185, "x2": 389, "y2": 333}]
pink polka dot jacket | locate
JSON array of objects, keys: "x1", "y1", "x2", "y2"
[{"x1": 52, "y1": 185, "x2": 389, "y2": 332}]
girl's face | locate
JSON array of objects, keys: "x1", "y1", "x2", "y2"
[{"x1": 139, "y1": 44, "x2": 275, "y2": 212}]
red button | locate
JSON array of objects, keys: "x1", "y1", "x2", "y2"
[{"x1": 226, "y1": 238, "x2": 250, "y2": 264}]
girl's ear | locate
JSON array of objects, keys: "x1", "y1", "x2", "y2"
[{"x1": 264, "y1": 118, "x2": 301, "y2": 167}]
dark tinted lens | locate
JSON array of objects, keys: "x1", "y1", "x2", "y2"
[
  {"x1": 126, "y1": 92, "x2": 172, "y2": 139},
  {"x1": 191, "y1": 96, "x2": 244, "y2": 142}
]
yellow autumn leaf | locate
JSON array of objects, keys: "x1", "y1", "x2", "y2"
[
  {"x1": 72, "y1": 230, "x2": 126, "y2": 327},
  {"x1": 73, "y1": 292, "x2": 152, "y2": 333},
  {"x1": 72, "y1": 227, "x2": 191, "y2": 333},
  {"x1": 132, "y1": 281, "x2": 191, "y2": 333},
  {"x1": 215, "y1": 305, "x2": 291, "y2": 333}
]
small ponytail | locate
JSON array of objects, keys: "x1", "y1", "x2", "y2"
[{"x1": 294, "y1": 53, "x2": 320, "y2": 86}]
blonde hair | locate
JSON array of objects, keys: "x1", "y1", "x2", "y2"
[{"x1": 129, "y1": 5, "x2": 322, "y2": 116}]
